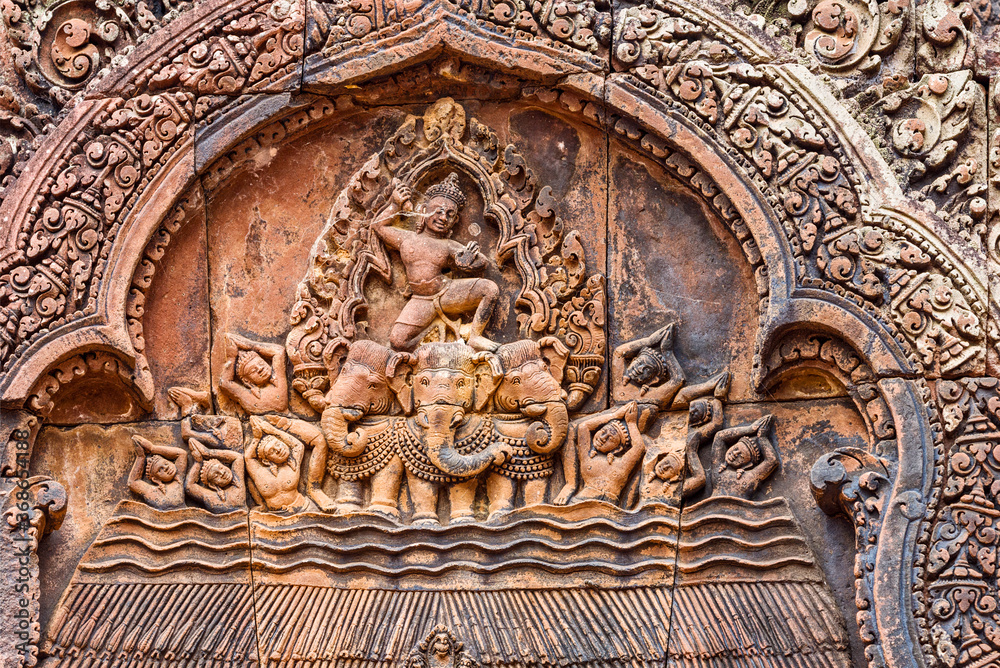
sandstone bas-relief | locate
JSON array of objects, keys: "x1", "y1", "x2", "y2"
[
  {"x1": 27, "y1": 99, "x2": 862, "y2": 668},
  {"x1": 0, "y1": 0, "x2": 996, "y2": 658}
]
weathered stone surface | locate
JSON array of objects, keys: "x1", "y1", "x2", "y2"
[{"x1": 1, "y1": 1, "x2": 997, "y2": 667}]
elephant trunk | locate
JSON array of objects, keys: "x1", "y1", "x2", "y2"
[
  {"x1": 523, "y1": 400, "x2": 569, "y2": 454},
  {"x1": 418, "y1": 404, "x2": 504, "y2": 477},
  {"x1": 321, "y1": 406, "x2": 365, "y2": 457}
]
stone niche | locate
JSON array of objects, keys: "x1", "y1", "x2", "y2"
[{"x1": 28, "y1": 97, "x2": 868, "y2": 668}]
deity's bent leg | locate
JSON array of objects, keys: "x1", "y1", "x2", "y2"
[{"x1": 440, "y1": 278, "x2": 500, "y2": 348}]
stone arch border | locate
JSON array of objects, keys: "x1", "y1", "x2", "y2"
[{"x1": 0, "y1": 1, "x2": 995, "y2": 667}]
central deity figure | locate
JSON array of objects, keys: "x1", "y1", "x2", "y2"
[{"x1": 373, "y1": 173, "x2": 500, "y2": 351}]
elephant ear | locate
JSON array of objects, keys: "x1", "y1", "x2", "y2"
[
  {"x1": 538, "y1": 336, "x2": 570, "y2": 384},
  {"x1": 387, "y1": 352, "x2": 417, "y2": 415},
  {"x1": 471, "y1": 352, "x2": 504, "y2": 412},
  {"x1": 322, "y1": 337, "x2": 351, "y2": 382}
]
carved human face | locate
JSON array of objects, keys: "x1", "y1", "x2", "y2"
[
  {"x1": 423, "y1": 196, "x2": 460, "y2": 235},
  {"x1": 725, "y1": 439, "x2": 755, "y2": 469},
  {"x1": 151, "y1": 457, "x2": 176, "y2": 483},
  {"x1": 624, "y1": 350, "x2": 660, "y2": 387},
  {"x1": 260, "y1": 435, "x2": 290, "y2": 465},
  {"x1": 688, "y1": 400, "x2": 709, "y2": 426},
  {"x1": 593, "y1": 423, "x2": 623, "y2": 454},
  {"x1": 205, "y1": 460, "x2": 233, "y2": 488},
  {"x1": 239, "y1": 351, "x2": 273, "y2": 387},
  {"x1": 654, "y1": 452, "x2": 683, "y2": 481}
]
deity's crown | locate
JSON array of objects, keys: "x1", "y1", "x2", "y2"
[
  {"x1": 424, "y1": 172, "x2": 467, "y2": 208},
  {"x1": 738, "y1": 435, "x2": 762, "y2": 463}
]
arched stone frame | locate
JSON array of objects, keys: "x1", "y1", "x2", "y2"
[{"x1": 0, "y1": 1, "x2": 994, "y2": 667}]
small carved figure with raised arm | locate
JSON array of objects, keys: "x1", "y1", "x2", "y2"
[
  {"x1": 245, "y1": 416, "x2": 315, "y2": 514},
  {"x1": 219, "y1": 333, "x2": 288, "y2": 413},
  {"x1": 185, "y1": 439, "x2": 246, "y2": 513},
  {"x1": 128, "y1": 435, "x2": 187, "y2": 510},
  {"x1": 612, "y1": 324, "x2": 728, "y2": 431},
  {"x1": 261, "y1": 414, "x2": 337, "y2": 513},
  {"x1": 372, "y1": 174, "x2": 500, "y2": 351},
  {"x1": 554, "y1": 401, "x2": 646, "y2": 506},
  {"x1": 709, "y1": 414, "x2": 778, "y2": 499}
]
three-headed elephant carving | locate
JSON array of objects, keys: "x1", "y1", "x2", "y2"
[
  {"x1": 486, "y1": 337, "x2": 571, "y2": 519},
  {"x1": 313, "y1": 339, "x2": 409, "y2": 517},
  {"x1": 389, "y1": 341, "x2": 513, "y2": 524}
]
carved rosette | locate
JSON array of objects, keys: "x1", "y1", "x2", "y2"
[{"x1": 286, "y1": 98, "x2": 606, "y2": 411}]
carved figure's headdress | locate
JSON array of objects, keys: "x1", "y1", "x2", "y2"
[
  {"x1": 345, "y1": 340, "x2": 394, "y2": 378},
  {"x1": 608, "y1": 419, "x2": 631, "y2": 450},
  {"x1": 591, "y1": 418, "x2": 631, "y2": 461},
  {"x1": 738, "y1": 435, "x2": 762, "y2": 463},
  {"x1": 635, "y1": 348, "x2": 665, "y2": 377},
  {"x1": 424, "y1": 172, "x2": 467, "y2": 209}
]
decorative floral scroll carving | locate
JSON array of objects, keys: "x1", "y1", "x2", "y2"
[
  {"x1": 306, "y1": 0, "x2": 427, "y2": 54},
  {"x1": 307, "y1": 0, "x2": 609, "y2": 58},
  {"x1": 916, "y1": 0, "x2": 995, "y2": 74},
  {"x1": 0, "y1": 476, "x2": 67, "y2": 668},
  {"x1": 125, "y1": 190, "x2": 203, "y2": 388},
  {"x1": 761, "y1": 331, "x2": 897, "y2": 445},
  {"x1": 862, "y1": 71, "x2": 988, "y2": 245},
  {"x1": 612, "y1": 15, "x2": 989, "y2": 376},
  {"x1": 789, "y1": 0, "x2": 911, "y2": 74},
  {"x1": 0, "y1": 411, "x2": 40, "y2": 477},
  {"x1": 0, "y1": 92, "x2": 194, "y2": 372},
  {"x1": 987, "y1": 74, "x2": 1000, "y2": 282},
  {"x1": 0, "y1": 85, "x2": 51, "y2": 206},
  {"x1": 920, "y1": 378, "x2": 1000, "y2": 668},
  {"x1": 25, "y1": 350, "x2": 142, "y2": 415},
  {"x1": 0, "y1": 0, "x2": 191, "y2": 105},
  {"x1": 147, "y1": 0, "x2": 303, "y2": 95}
]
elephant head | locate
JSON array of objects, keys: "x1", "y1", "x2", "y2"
[
  {"x1": 492, "y1": 337, "x2": 571, "y2": 454},
  {"x1": 321, "y1": 340, "x2": 405, "y2": 457},
  {"x1": 390, "y1": 341, "x2": 508, "y2": 477}
]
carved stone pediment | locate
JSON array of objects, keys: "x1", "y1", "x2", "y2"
[{"x1": 0, "y1": 0, "x2": 997, "y2": 666}]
